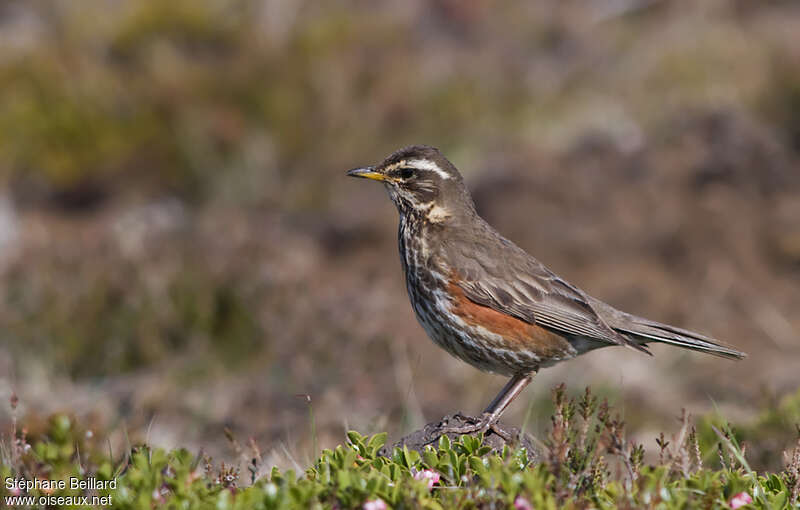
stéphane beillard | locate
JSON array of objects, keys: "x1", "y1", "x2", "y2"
[{"x1": 5, "y1": 477, "x2": 117, "y2": 491}]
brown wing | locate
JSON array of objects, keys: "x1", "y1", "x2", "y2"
[{"x1": 448, "y1": 231, "x2": 650, "y2": 354}]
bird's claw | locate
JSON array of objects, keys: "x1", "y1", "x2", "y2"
[{"x1": 438, "y1": 413, "x2": 514, "y2": 442}]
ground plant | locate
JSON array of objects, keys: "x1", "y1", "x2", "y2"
[{"x1": 3, "y1": 386, "x2": 799, "y2": 509}]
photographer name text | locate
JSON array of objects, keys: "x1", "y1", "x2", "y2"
[
  {"x1": 4, "y1": 477, "x2": 115, "y2": 507},
  {"x1": 5, "y1": 476, "x2": 116, "y2": 491}
]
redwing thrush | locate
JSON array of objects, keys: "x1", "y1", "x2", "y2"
[{"x1": 348, "y1": 145, "x2": 745, "y2": 435}]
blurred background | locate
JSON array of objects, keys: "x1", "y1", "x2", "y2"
[{"x1": 0, "y1": 0, "x2": 799, "y2": 471}]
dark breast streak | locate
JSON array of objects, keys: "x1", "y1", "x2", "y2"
[{"x1": 398, "y1": 215, "x2": 575, "y2": 376}]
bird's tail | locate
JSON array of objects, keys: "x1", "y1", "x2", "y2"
[{"x1": 592, "y1": 299, "x2": 746, "y2": 360}]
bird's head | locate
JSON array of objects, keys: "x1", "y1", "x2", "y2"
[{"x1": 347, "y1": 145, "x2": 474, "y2": 222}]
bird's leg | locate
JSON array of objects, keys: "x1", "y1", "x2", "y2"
[
  {"x1": 483, "y1": 372, "x2": 535, "y2": 423},
  {"x1": 439, "y1": 372, "x2": 535, "y2": 440}
]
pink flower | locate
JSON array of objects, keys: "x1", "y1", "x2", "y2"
[
  {"x1": 514, "y1": 496, "x2": 534, "y2": 510},
  {"x1": 363, "y1": 498, "x2": 388, "y2": 510},
  {"x1": 413, "y1": 469, "x2": 441, "y2": 490},
  {"x1": 152, "y1": 488, "x2": 165, "y2": 504},
  {"x1": 729, "y1": 492, "x2": 752, "y2": 509}
]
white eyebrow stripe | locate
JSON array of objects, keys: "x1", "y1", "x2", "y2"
[{"x1": 406, "y1": 159, "x2": 451, "y2": 179}]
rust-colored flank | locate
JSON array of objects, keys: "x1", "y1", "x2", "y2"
[{"x1": 446, "y1": 279, "x2": 572, "y2": 360}]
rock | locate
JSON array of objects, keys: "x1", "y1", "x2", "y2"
[{"x1": 379, "y1": 413, "x2": 540, "y2": 461}]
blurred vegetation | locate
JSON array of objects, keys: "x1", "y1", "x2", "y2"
[
  {"x1": 2, "y1": 1, "x2": 797, "y2": 208},
  {"x1": 1, "y1": 0, "x2": 278, "y2": 203},
  {"x1": 2, "y1": 256, "x2": 263, "y2": 378},
  {"x1": 698, "y1": 388, "x2": 800, "y2": 473},
  {"x1": 0, "y1": 0, "x2": 530, "y2": 206},
  {"x1": 763, "y1": 53, "x2": 800, "y2": 153}
]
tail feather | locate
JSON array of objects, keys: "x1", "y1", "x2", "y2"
[
  {"x1": 591, "y1": 299, "x2": 746, "y2": 360},
  {"x1": 615, "y1": 318, "x2": 746, "y2": 360}
]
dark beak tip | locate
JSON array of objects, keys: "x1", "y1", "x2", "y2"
[{"x1": 346, "y1": 166, "x2": 376, "y2": 178}]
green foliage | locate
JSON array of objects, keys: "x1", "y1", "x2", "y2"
[
  {"x1": 696, "y1": 387, "x2": 800, "y2": 471},
  {"x1": 4, "y1": 387, "x2": 800, "y2": 509}
]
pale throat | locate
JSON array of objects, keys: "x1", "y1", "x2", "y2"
[{"x1": 424, "y1": 203, "x2": 451, "y2": 223}]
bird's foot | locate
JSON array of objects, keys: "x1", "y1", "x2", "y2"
[
  {"x1": 439, "y1": 412, "x2": 492, "y2": 434},
  {"x1": 439, "y1": 413, "x2": 514, "y2": 442}
]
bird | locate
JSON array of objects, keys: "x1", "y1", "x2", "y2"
[{"x1": 347, "y1": 145, "x2": 746, "y2": 437}]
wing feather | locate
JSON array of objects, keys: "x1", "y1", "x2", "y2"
[{"x1": 449, "y1": 233, "x2": 648, "y2": 353}]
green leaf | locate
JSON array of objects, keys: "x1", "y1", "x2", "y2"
[
  {"x1": 469, "y1": 456, "x2": 488, "y2": 476},
  {"x1": 347, "y1": 430, "x2": 366, "y2": 451},
  {"x1": 423, "y1": 448, "x2": 439, "y2": 470},
  {"x1": 439, "y1": 434, "x2": 451, "y2": 453},
  {"x1": 403, "y1": 446, "x2": 420, "y2": 468},
  {"x1": 767, "y1": 491, "x2": 787, "y2": 510},
  {"x1": 367, "y1": 432, "x2": 388, "y2": 456}
]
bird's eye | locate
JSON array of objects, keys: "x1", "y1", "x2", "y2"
[{"x1": 399, "y1": 167, "x2": 414, "y2": 179}]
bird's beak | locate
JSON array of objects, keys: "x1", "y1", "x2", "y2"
[{"x1": 346, "y1": 166, "x2": 387, "y2": 182}]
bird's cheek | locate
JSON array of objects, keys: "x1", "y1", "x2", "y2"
[
  {"x1": 415, "y1": 188, "x2": 438, "y2": 204},
  {"x1": 383, "y1": 184, "x2": 402, "y2": 205}
]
